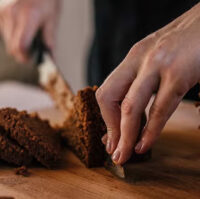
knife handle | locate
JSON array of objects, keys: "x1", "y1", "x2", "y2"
[{"x1": 30, "y1": 30, "x2": 49, "y2": 65}]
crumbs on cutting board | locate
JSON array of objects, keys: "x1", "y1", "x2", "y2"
[{"x1": 15, "y1": 166, "x2": 30, "y2": 177}]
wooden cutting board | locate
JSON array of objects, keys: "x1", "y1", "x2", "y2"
[{"x1": 0, "y1": 101, "x2": 200, "y2": 199}]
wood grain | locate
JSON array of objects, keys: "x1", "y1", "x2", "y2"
[{"x1": 0, "y1": 101, "x2": 200, "y2": 199}]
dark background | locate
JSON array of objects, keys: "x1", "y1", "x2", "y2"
[{"x1": 88, "y1": 0, "x2": 200, "y2": 100}]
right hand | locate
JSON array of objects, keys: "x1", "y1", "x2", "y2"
[
  {"x1": 0, "y1": 0, "x2": 61, "y2": 63},
  {"x1": 96, "y1": 3, "x2": 200, "y2": 165}
]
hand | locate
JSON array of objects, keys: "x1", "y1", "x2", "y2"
[
  {"x1": 0, "y1": 0, "x2": 61, "y2": 63},
  {"x1": 96, "y1": 3, "x2": 200, "y2": 165}
]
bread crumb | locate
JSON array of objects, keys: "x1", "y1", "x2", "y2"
[{"x1": 15, "y1": 166, "x2": 30, "y2": 177}]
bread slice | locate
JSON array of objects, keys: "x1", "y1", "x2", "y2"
[
  {"x1": 0, "y1": 108, "x2": 61, "y2": 168},
  {"x1": 62, "y1": 86, "x2": 106, "y2": 167},
  {"x1": 0, "y1": 127, "x2": 32, "y2": 166},
  {"x1": 62, "y1": 86, "x2": 151, "y2": 168}
]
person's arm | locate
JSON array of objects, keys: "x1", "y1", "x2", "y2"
[
  {"x1": 0, "y1": 0, "x2": 61, "y2": 63},
  {"x1": 96, "y1": 3, "x2": 200, "y2": 165}
]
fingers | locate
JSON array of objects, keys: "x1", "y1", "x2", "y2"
[
  {"x1": 9, "y1": 6, "x2": 42, "y2": 63},
  {"x1": 0, "y1": 1, "x2": 58, "y2": 64},
  {"x1": 112, "y1": 70, "x2": 159, "y2": 165},
  {"x1": 96, "y1": 38, "x2": 154, "y2": 156},
  {"x1": 135, "y1": 79, "x2": 185, "y2": 154},
  {"x1": 96, "y1": 85, "x2": 123, "y2": 155},
  {"x1": 1, "y1": 6, "x2": 16, "y2": 46},
  {"x1": 96, "y1": 56, "x2": 140, "y2": 154}
]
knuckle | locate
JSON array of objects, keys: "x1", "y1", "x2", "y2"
[
  {"x1": 121, "y1": 98, "x2": 133, "y2": 115},
  {"x1": 128, "y1": 40, "x2": 148, "y2": 57},
  {"x1": 130, "y1": 42, "x2": 142, "y2": 54},
  {"x1": 150, "y1": 49, "x2": 167, "y2": 65},
  {"x1": 128, "y1": 34, "x2": 155, "y2": 58},
  {"x1": 95, "y1": 87, "x2": 107, "y2": 105},
  {"x1": 150, "y1": 104, "x2": 164, "y2": 120},
  {"x1": 128, "y1": 46, "x2": 139, "y2": 58},
  {"x1": 150, "y1": 31, "x2": 160, "y2": 39},
  {"x1": 148, "y1": 40, "x2": 174, "y2": 69}
]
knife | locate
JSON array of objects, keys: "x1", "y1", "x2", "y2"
[
  {"x1": 0, "y1": 0, "x2": 74, "y2": 116},
  {"x1": 105, "y1": 150, "x2": 152, "y2": 180},
  {"x1": 104, "y1": 114, "x2": 152, "y2": 180},
  {"x1": 31, "y1": 33, "x2": 74, "y2": 117}
]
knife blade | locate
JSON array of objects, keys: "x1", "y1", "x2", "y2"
[
  {"x1": 105, "y1": 155, "x2": 125, "y2": 179},
  {"x1": 32, "y1": 33, "x2": 74, "y2": 117},
  {"x1": 104, "y1": 113, "x2": 152, "y2": 180},
  {"x1": 105, "y1": 150, "x2": 152, "y2": 180}
]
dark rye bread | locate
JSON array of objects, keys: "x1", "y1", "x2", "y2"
[
  {"x1": 0, "y1": 128, "x2": 32, "y2": 166},
  {"x1": 62, "y1": 86, "x2": 151, "y2": 168},
  {"x1": 0, "y1": 108, "x2": 61, "y2": 168},
  {"x1": 62, "y1": 86, "x2": 107, "y2": 167}
]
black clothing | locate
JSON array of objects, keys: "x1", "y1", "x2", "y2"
[{"x1": 87, "y1": 0, "x2": 200, "y2": 100}]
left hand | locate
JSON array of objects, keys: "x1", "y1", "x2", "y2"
[{"x1": 0, "y1": 0, "x2": 61, "y2": 63}]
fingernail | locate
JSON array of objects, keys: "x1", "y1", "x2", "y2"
[
  {"x1": 135, "y1": 142, "x2": 143, "y2": 153},
  {"x1": 106, "y1": 140, "x2": 112, "y2": 154},
  {"x1": 112, "y1": 150, "x2": 120, "y2": 164}
]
